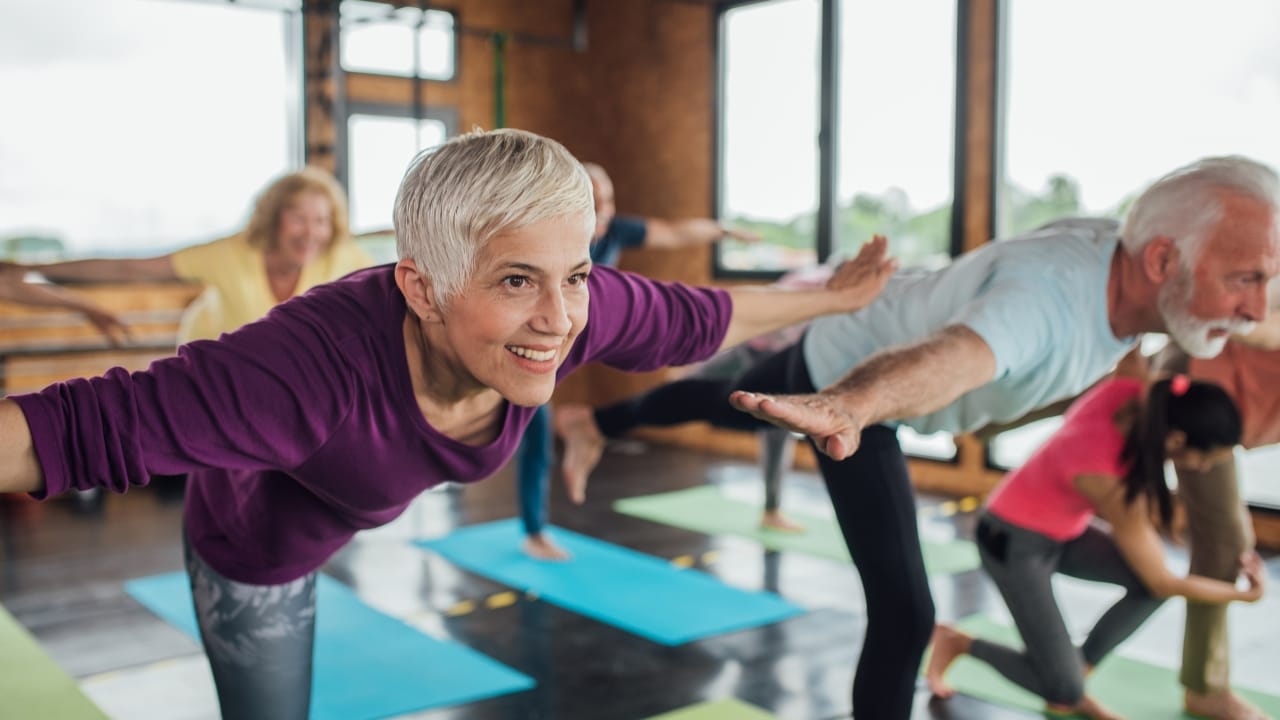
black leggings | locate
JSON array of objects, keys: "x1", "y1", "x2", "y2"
[
  {"x1": 594, "y1": 341, "x2": 807, "y2": 437},
  {"x1": 596, "y1": 339, "x2": 935, "y2": 719}
]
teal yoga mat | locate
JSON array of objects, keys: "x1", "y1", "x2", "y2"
[
  {"x1": 125, "y1": 572, "x2": 533, "y2": 720},
  {"x1": 614, "y1": 485, "x2": 980, "y2": 576},
  {"x1": 928, "y1": 614, "x2": 1280, "y2": 717},
  {"x1": 415, "y1": 519, "x2": 803, "y2": 645},
  {"x1": 0, "y1": 603, "x2": 109, "y2": 719}
]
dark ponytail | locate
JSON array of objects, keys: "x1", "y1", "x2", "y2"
[{"x1": 1119, "y1": 378, "x2": 1241, "y2": 529}]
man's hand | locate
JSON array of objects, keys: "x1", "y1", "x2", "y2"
[{"x1": 729, "y1": 390, "x2": 866, "y2": 460}]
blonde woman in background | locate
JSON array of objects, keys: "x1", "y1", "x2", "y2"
[{"x1": 6, "y1": 166, "x2": 373, "y2": 344}]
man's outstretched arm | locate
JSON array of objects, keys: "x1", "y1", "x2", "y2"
[{"x1": 730, "y1": 324, "x2": 996, "y2": 459}]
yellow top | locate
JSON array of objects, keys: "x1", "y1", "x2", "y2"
[{"x1": 170, "y1": 233, "x2": 375, "y2": 342}]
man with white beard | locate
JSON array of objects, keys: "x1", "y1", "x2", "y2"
[{"x1": 557, "y1": 155, "x2": 1280, "y2": 720}]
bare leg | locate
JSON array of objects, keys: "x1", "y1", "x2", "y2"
[
  {"x1": 758, "y1": 428, "x2": 804, "y2": 532},
  {"x1": 926, "y1": 623, "x2": 971, "y2": 698},
  {"x1": 552, "y1": 404, "x2": 604, "y2": 504}
]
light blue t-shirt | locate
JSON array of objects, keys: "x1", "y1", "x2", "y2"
[{"x1": 802, "y1": 218, "x2": 1137, "y2": 435}]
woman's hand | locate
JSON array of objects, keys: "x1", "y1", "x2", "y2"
[
  {"x1": 0, "y1": 262, "x2": 131, "y2": 346},
  {"x1": 824, "y1": 235, "x2": 898, "y2": 313},
  {"x1": 79, "y1": 304, "x2": 131, "y2": 346},
  {"x1": 1239, "y1": 550, "x2": 1267, "y2": 602}
]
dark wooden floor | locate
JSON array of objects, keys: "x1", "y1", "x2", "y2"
[{"x1": 1, "y1": 440, "x2": 1277, "y2": 720}]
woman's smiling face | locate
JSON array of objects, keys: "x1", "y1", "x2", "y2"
[{"x1": 435, "y1": 213, "x2": 593, "y2": 407}]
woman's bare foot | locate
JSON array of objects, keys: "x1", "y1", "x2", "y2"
[
  {"x1": 1048, "y1": 694, "x2": 1124, "y2": 720},
  {"x1": 522, "y1": 533, "x2": 571, "y2": 561},
  {"x1": 759, "y1": 509, "x2": 805, "y2": 533},
  {"x1": 1185, "y1": 689, "x2": 1270, "y2": 720},
  {"x1": 552, "y1": 404, "x2": 605, "y2": 504},
  {"x1": 926, "y1": 624, "x2": 972, "y2": 698}
]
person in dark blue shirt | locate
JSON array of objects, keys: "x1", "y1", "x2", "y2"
[{"x1": 517, "y1": 162, "x2": 760, "y2": 559}]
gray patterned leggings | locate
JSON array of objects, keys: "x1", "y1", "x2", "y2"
[
  {"x1": 970, "y1": 512, "x2": 1165, "y2": 705},
  {"x1": 183, "y1": 533, "x2": 317, "y2": 720}
]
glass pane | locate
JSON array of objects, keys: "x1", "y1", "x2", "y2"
[
  {"x1": 898, "y1": 427, "x2": 958, "y2": 463},
  {"x1": 718, "y1": 0, "x2": 820, "y2": 272},
  {"x1": 341, "y1": 0, "x2": 455, "y2": 80},
  {"x1": 837, "y1": 0, "x2": 956, "y2": 271},
  {"x1": 1000, "y1": 0, "x2": 1280, "y2": 506},
  {"x1": 987, "y1": 415, "x2": 1064, "y2": 470},
  {"x1": 1240, "y1": 446, "x2": 1280, "y2": 510},
  {"x1": 347, "y1": 114, "x2": 447, "y2": 259},
  {"x1": 0, "y1": 0, "x2": 298, "y2": 258},
  {"x1": 1000, "y1": 0, "x2": 1280, "y2": 237}
]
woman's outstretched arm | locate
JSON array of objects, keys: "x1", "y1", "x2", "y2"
[
  {"x1": 0, "y1": 400, "x2": 43, "y2": 495},
  {"x1": 1081, "y1": 473, "x2": 1264, "y2": 604}
]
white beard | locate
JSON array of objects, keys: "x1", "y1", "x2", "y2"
[{"x1": 1157, "y1": 269, "x2": 1257, "y2": 358}]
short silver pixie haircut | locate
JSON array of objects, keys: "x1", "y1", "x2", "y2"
[
  {"x1": 1121, "y1": 155, "x2": 1280, "y2": 267},
  {"x1": 394, "y1": 128, "x2": 595, "y2": 309}
]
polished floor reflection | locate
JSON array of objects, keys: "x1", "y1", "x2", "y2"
[{"x1": 1, "y1": 441, "x2": 1276, "y2": 720}]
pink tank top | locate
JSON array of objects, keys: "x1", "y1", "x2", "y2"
[{"x1": 986, "y1": 378, "x2": 1140, "y2": 541}]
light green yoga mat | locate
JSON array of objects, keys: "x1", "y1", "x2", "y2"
[
  {"x1": 614, "y1": 485, "x2": 980, "y2": 576},
  {"x1": 643, "y1": 698, "x2": 776, "y2": 720},
  {"x1": 0, "y1": 604, "x2": 109, "y2": 720},
  {"x1": 929, "y1": 614, "x2": 1280, "y2": 718}
]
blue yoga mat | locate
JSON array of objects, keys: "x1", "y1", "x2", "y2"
[
  {"x1": 414, "y1": 519, "x2": 804, "y2": 646},
  {"x1": 125, "y1": 572, "x2": 533, "y2": 720}
]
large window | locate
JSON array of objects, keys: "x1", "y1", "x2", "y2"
[
  {"x1": 999, "y1": 0, "x2": 1280, "y2": 239},
  {"x1": 0, "y1": 0, "x2": 301, "y2": 259},
  {"x1": 718, "y1": 0, "x2": 959, "y2": 460},
  {"x1": 718, "y1": 0, "x2": 821, "y2": 272},
  {"x1": 339, "y1": 0, "x2": 456, "y2": 80},
  {"x1": 346, "y1": 111, "x2": 453, "y2": 262},
  {"x1": 835, "y1": 1, "x2": 955, "y2": 269},
  {"x1": 994, "y1": 0, "x2": 1280, "y2": 509},
  {"x1": 718, "y1": 0, "x2": 957, "y2": 274}
]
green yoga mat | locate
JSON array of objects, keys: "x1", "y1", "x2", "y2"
[
  {"x1": 614, "y1": 485, "x2": 980, "y2": 576},
  {"x1": 929, "y1": 614, "x2": 1280, "y2": 717},
  {"x1": 0, "y1": 604, "x2": 109, "y2": 720},
  {"x1": 643, "y1": 698, "x2": 776, "y2": 720}
]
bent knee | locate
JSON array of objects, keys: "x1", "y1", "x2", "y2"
[
  {"x1": 1041, "y1": 672, "x2": 1085, "y2": 706},
  {"x1": 1043, "y1": 680, "x2": 1085, "y2": 707}
]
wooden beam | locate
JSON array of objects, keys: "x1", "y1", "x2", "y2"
[{"x1": 303, "y1": 0, "x2": 344, "y2": 176}]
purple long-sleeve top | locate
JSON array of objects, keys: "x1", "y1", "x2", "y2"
[{"x1": 15, "y1": 265, "x2": 731, "y2": 584}]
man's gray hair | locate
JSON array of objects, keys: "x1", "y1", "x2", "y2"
[
  {"x1": 394, "y1": 128, "x2": 595, "y2": 309},
  {"x1": 1121, "y1": 156, "x2": 1280, "y2": 267}
]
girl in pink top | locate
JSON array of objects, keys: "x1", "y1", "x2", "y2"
[{"x1": 926, "y1": 376, "x2": 1265, "y2": 720}]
